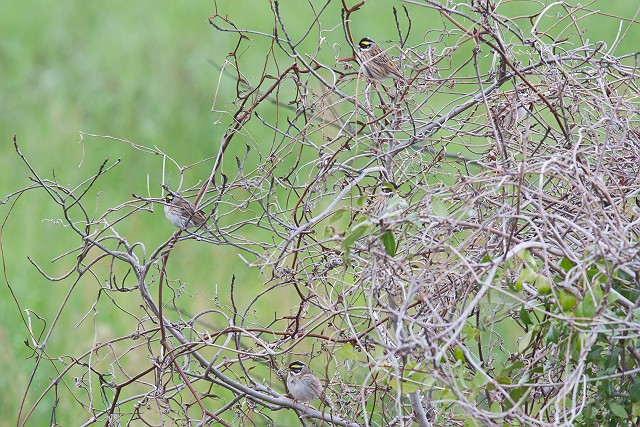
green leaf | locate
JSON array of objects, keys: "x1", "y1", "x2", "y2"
[
  {"x1": 469, "y1": 373, "x2": 488, "y2": 389},
  {"x1": 609, "y1": 402, "x2": 628, "y2": 419},
  {"x1": 615, "y1": 268, "x2": 634, "y2": 282},
  {"x1": 456, "y1": 207, "x2": 475, "y2": 220},
  {"x1": 381, "y1": 230, "x2": 396, "y2": 256},
  {"x1": 570, "y1": 333, "x2": 584, "y2": 359},
  {"x1": 453, "y1": 346, "x2": 465, "y2": 362},
  {"x1": 535, "y1": 275, "x2": 551, "y2": 294},
  {"x1": 505, "y1": 386, "x2": 527, "y2": 409},
  {"x1": 329, "y1": 208, "x2": 347, "y2": 222},
  {"x1": 496, "y1": 376, "x2": 512, "y2": 385},
  {"x1": 577, "y1": 284, "x2": 602, "y2": 318},
  {"x1": 592, "y1": 282, "x2": 603, "y2": 303},
  {"x1": 402, "y1": 360, "x2": 421, "y2": 373},
  {"x1": 559, "y1": 257, "x2": 575, "y2": 272},
  {"x1": 439, "y1": 388, "x2": 456, "y2": 401},
  {"x1": 519, "y1": 306, "x2": 533, "y2": 326},
  {"x1": 511, "y1": 277, "x2": 523, "y2": 292},
  {"x1": 341, "y1": 222, "x2": 370, "y2": 250},
  {"x1": 337, "y1": 343, "x2": 360, "y2": 361},
  {"x1": 586, "y1": 267, "x2": 600, "y2": 281},
  {"x1": 575, "y1": 302, "x2": 587, "y2": 318},
  {"x1": 576, "y1": 300, "x2": 592, "y2": 318},
  {"x1": 516, "y1": 267, "x2": 537, "y2": 286},
  {"x1": 546, "y1": 324, "x2": 559, "y2": 344},
  {"x1": 405, "y1": 213, "x2": 422, "y2": 226},
  {"x1": 586, "y1": 345, "x2": 604, "y2": 363},
  {"x1": 431, "y1": 198, "x2": 448, "y2": 217},
  {"x1": 583, "y1": 404, "x2": 593, "y2": 419},
  {"x1": 499, "y1": 360, "x2": 526, "y2": 377},
  {"x1": 518, "y1": 330, "x2": 533, "y2": 353},
  {"x1": 517, "y1": 249, "x2": 536, "y2": 265},
  {"x1": 382, "y1": 195, "x2": 409, "y2": 217},
  {"x1": 630, "y1": 383, "x2": 640, "y2": 402},
  {"x1": 556, "y1": 289, "x2": 577, "y2": 311}
]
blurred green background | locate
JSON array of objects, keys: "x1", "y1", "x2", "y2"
[
  {"x1": 1, "y1": 2, "x2": 235, "y2": 424},
  {"x1": 2, "y1": 0, "x2": 639, "y2": 425}
]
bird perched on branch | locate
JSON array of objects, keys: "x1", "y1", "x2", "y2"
[
  {"x1": 368, "y1": 181, "x2": 396, "y2": 216},
  {"x1": 489, "y1": 84, "x2": 532, "y2": 135},
  {"x1": 163, "y1": 192, "x2": 208, "y2": 230},
  {"x1": 368, "y1": 182, "x2": 407, "y2": 219},
  {"x1": 287, "y1": 361, "x2": 332, "y2": 407},
  {"x1": 356, "y1": 37, "x2": 405, "y2": 83}
]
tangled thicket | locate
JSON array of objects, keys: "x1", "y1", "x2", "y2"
[{"x1": 8, "y1": 1, "x2": 640, "y2": 426}]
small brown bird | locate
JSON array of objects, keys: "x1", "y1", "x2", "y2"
[
  {"x1": 356, "y1": 37, "x2": 404, "y2": 82},
  {"x1": 163, "y1": 193, "x2": 208, "y2": 230},
  {"x1": 489, "y1": 84, "x2": 532, "y2": 135},
  {"x1": 286, "y1": 361, "x2": 325, "y2": 404},
  {"x1": 368, "y1": 182, "x2": 397, "y2": 216}
]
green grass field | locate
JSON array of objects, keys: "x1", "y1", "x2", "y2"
[
  {"x1": 1, "y1": 2, "x2": 237, "y2": 424},
  {"x1": 2, "y1": 1, "x2": 639, "y2": 425}
]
